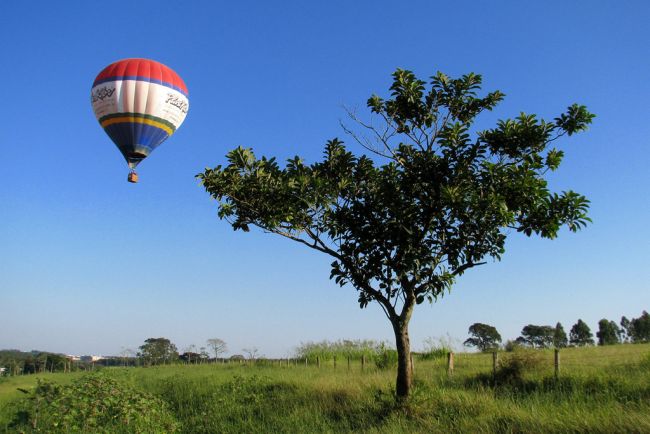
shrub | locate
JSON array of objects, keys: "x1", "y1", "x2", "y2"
[
  {"x1": 503, "y1": 339, "x2": 524, "y2": 352},
  {"x1": 495, "y1": 350, "x2": 544, "y2": 384},
  {"x1": 10, "y1": 373, "x2": 179, "y2": 433},
  {"x1": 374, "y1": 347, "x2": 398, "y2": 370}
]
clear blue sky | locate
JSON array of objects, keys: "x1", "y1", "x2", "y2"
[{"x1": 1, "y1": 1, "x2": 648, "y2": 357}]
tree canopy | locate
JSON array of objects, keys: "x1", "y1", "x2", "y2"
[
  {"x1": 206, "y1": 338, "x2": 228, "y2": 359},
  {"x1": 553, "y1": 322, "x2": 568, "y2": 348},
  {"x1": 570, "y1": 319, "x2": 595, "y2": 346},
  {"x1": 199, "y1": 69, "x2": 593, "y2": 399},
  {"x1": 597, "y1": 319, "x2": 621, "y2": 346},
  {"x1": 629, "y1": 311, "x2": 650, "y2": 343},
  {"x1": 463, "y1": 323, "x2": 502, "y2": 351},
  {"x1": 516, "y1": 324, "x2": 555, "y2": 348},
  {"x1": 138, "y1": 338, "x2": 178, "y2": 366}
]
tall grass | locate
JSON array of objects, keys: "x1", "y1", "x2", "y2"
[
  {"x1": 294, "y1": 339, "x2": 386, "y2": 362},
  {"x1": 1, "y1": 344, "x2": 649, "y2": 433}
]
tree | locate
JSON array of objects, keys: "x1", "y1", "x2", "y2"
[
  {"x1": 463, "y1": 323, "x2": 501, "y2": 351},
  {"x1": 569, "y1": 320, "x2": 594, "y2": 346},
  {"x1": 199, "y1": 347, "x2": 209, "y2": 363},
  {"x1": 206, "y1": 338, "x2": 228, "y2": 361},
  {"x1": 620, "y1": 316, "x2": 631, "y2": 343},
  {"x1": 180, "y1": 352, "x2": 201, "y2": 364},
  {"x1": 630, "y1": 311, "x2": 650, "y2": 343},
  {"x1": 119, "y1": 348, "x2": 136, "y2": 367},
  {"x1": 198, "y1": 69, "x2": 593, "y2": 399},
  {"x1": 553, "y1": 322, "x2": 568, "y2": 348},
  {"x1": 517, "y1": 324, "x2": 555, "y2": 348},
  {"x1": 596, "y1": 319, "x2": 620, "y2": 345},
  {"x1": 183, "y1": 345, "x2": 197, "y2": 364},
  {"x1": 242, "y1": 347, "x2": 259, "y2": 360},
  {"x1": 138, "y1": 338, "x2": 178, "y2": 366}
]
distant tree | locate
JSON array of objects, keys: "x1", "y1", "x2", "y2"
[
  {"x1": 463, "y1": 323, "x2": 501, "y2": 351},
  {"x1": 630, "y1": 311, "x2": 650, "y2": 343},
  {"x1": 553, "y1": 322, "x2": 568, "y2": 348},
  {"x1": 179, "y1": 352, "x2": 201, "y2": 364},
  {"x1": 45, "y1": 354, "x2": 68, "y2": 372},
  {"x1": 138, "y1": 338, "x2": 178, "y2": 365},
  {"x1": 620, "y1": 316, "x2": 631, "y2": 343},
  {"x1": 518, "y1": 324, "x2": 555, "y2": 348},
  {"x1": 183, "y1": 345, "x2": 197, "y2": 364},
  {"x1": 242, "y1": 347, "x2": 259, "y2": 360},
  {"x1": 119, "y1": 348, "x2": 136, "y2": 367},
  {"x1": 207, "y1": 338, "x2": 228, "y2": 361},
  {"x1": 198, "y1": 69, "x2": 594, "y2": 399},
  {"x1": 199, "y1": 347, "x2": 209, "y2": 363},
  {"x1": 569, "y1": 319, "x2": 594, "y2": 346},
  {"x1": 596, "y1": 319, "x2": 620, "y2": 345}
]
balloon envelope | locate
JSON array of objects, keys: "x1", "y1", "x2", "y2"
[{"x1": 91, "y1": 58, "x2": 189, "y2": 169}]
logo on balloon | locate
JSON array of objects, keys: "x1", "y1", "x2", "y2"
[
  {"x1": 91, "y1": 86, "x2": 116, "y2": 103},
  {"x1": 165, "y1": 93, "x2": 189, "y2": 113}
]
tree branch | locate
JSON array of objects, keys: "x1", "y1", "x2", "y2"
[{"x1": 452, "y1": 261, "x2": 487, "y2": 276}]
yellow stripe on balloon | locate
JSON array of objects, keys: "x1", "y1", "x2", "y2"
[{"x1": 101, "y1": 116, "x2": 174, "y2": 135}]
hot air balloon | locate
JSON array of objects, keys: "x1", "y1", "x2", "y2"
[{"x1": 90, "y1": 58, "x2": 189, "y2": 183}]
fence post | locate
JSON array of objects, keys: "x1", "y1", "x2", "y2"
[
  {"x1": 347, "y1": 356, "x2": 350, "y2": 370},
  {"x1": 492, "y1": 351, "x2": 498, "y2": 378},
  {"x1": 334, "y1": 356, "x2": 337, "y2": 368},
  {"x1": 447, "y1": 352, "x2": 454, "y2": 376},
  {"x1": 554, "y1": 349, "x2": 560, "y2": 379},
  {"x1": 361, "y1": 355, "x2": 366, "y2": 371},
  {"x1": 317, "y1": 356, "x2": 321, "y2": 368}
]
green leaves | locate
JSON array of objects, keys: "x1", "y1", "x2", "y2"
[
  {"x1": 545, "y1": 148, "x2": 564, "y2": 171},
  {"x1": 13, "y1": 374, "x2": 179, "y2": 433},
  {"x1": 464, "y1": 322, "x2": 502, "y2": 351},
  {"x1": 199, "y1": 68, "x2": 593, "y2": 322},
  {"x1": 555, "y1": 104, "x2": 595, "y2": 136},
  {"x1": 481, "y1": 113, "x2": 556, "y2": 159}
]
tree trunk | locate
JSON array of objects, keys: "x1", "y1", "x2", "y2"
[{"x1": 393, "y1": 321, "x2": 413, "y2": 399}]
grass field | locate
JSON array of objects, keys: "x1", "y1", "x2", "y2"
[{"x1": 1, "y1": 344, "x2": 649, "y2": 433}]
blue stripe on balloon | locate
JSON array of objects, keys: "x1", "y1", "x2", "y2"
[
  {"x1": 103, "y1": 122, "x2": 171, "y2": 162},
  {"x1": 93, "y1": 76, "x2": 188, "y2": 97}
]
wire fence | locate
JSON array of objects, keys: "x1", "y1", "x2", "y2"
[{"x1": 220, "y1": 343, "x2": 650, "y2": 380}]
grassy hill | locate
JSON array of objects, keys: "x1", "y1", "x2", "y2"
[{"x1": 1, "y1": 343, "x2": 649, "y2": 433}]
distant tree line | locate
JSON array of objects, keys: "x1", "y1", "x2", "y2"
[
  {"x1": 137, "y1": 337, "x2": 237, "y2": 366},
  {"x1": 0, "y1": 337, "x2": 233, "y2": 376},
  {"x1": 3, "y1": 312, "x2": 648, "y2": 376},
  {"x1": 0, "y1": 350, "x2": 79, "y2": 376},
  {"x1": 464, "y1": 311, "x2": 650, "y2": 351}
]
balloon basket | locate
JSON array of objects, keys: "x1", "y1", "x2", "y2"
[{"x1": 128, "y1": 172, "x2": 139, "y2": 183}]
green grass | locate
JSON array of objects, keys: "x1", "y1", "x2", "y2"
[{"x1": 1, "y1": 344, "x2": 649, "y2": 433}]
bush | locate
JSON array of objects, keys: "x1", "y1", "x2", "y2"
[
  {"x1": 374, "y1": 347, "x2": 398, "y2": 370},
  {"x1": 503, "y1": 339, "x2": 524, "y2": 352},
  {"x1": 10, "y1": 373, "x2": 179, "y2": 433},
  {"x1": 495, "y1": 351, "x2": 544, "y2": 384}
]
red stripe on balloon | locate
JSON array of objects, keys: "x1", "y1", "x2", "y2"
[{"x1": 93, "y1": 58, "x2": 188, "y2": 95}]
